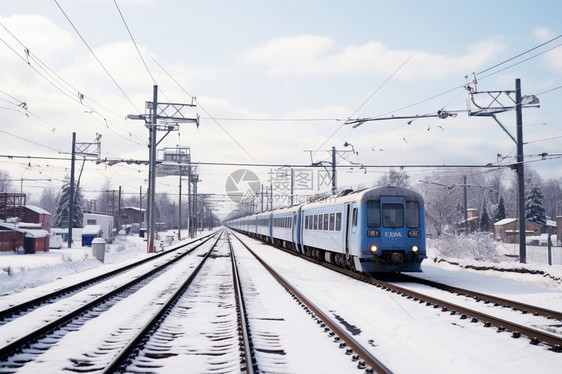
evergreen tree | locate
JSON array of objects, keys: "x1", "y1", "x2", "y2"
[
  {"x1": 525, "y1": 183, "x2": 546, "y2": 227},
  {"x1": 494, "y1": 195, "x2": 506, "y2": 222},
  {"x1": 53, "y1": 176, "x2": 84, "y2": 228},
  {"x1": 479, "y1": 199, "x2": 490, "y2": 232}
]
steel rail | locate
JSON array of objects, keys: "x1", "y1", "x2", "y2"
[
  {"x1": 397, "y1": 274, "x2": 562, "y2": 321},
  {"x1": 0, "y1": 231, "x2": 218, "y2": 322},
  {"x1": 102, "y1": 231, "x2": 224, "y2": 373},
  {"x1": 0, "y1": 232, "x2": 219, "y2": 361},
  {"x1": 228, "y1": 232, "x2": 257, "y2": 374},
  {"x1": 230, "y1": 230, "x2": 393, "y2": 374},
  {"x1": 241, "y1": 233, "x2": 562, "y2": 352}
]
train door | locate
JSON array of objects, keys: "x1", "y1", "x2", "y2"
[
  {"x1": 344, "y1": 203, "x2": 352, "y2": 257},
  {"x1": 294, "y1": 207, "x2": 303, "y2": 253}
]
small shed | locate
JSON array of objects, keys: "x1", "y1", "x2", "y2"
[
  {"x1": 82, "y1": 225, "x2": 102, "y2": 246},
  {"x1": 23, "y1": 229, "x2": 50, "y2": 253},
  {"x1": 0, "y1": 222, "x2": 25, "y2": 252}
]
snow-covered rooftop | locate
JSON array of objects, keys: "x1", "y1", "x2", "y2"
[
  {"x1": 25, "y1": 205, "x2": 51, "y2": 215},
  {"x1": 494, "y1": 218, "x2": 517, "y2": 226}
]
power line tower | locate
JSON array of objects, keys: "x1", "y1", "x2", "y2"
[
  {"x1": 67, "y1": 133, "x2": 102, "y2": 248},
  {"x1": 127, "y1": 85, "x2": 198, "y2": 253},
  {"x1": 465, "y1": 77, "x2": 540, "y2": 263}
]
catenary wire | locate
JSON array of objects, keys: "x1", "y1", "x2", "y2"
[{"x1": 54, "y1": 0, "x2": 142, "y2": 114}]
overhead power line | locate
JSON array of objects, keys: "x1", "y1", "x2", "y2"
[
  {"x1": 477, "y1": 34, "x2": 562, "y2": 76},
  {"x1": 113, "y1": 0, "x2": 157, "y2": 85},
  {"x1": 54, "y1": 0, "x2": 141, "y2": 113}
]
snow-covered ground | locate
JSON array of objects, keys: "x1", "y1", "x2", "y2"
[
  {"x1": 0, "y1": 231, "x2": 197, "y2": 298},
  {"x1": 0, "y1": 229, "x2": 561, "y2": 373}
]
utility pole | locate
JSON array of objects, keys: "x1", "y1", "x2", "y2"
[
  {"x1": 465, "y1": 77, "x2": 539, "y2": 263},
  {"x1": 515, "y1": 79, "x2": 526, "y2": 263},
  {"x1": 463, "y1": 175, "x2": 468, "y2": 234},
  {"x1": 127, "y1": 85, "x2": 198, "y2": 253},
  {"x1": 306, "y1": 146, "x2": 354, "y2": 196},
  {"x1": 68, "y1": 132, "x2": 76, "y2": 249},
  {"x1": 331, "y1": 146, "x2": 336, "y2": 195},
  {"x1": 66, "y1": 132, "x2": 101, "y2": 248}
]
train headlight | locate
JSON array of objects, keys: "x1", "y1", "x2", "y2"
[
  {"x1": 411, "y1": 245, "x2": 419, "y2": 253},
  {"x1": 408, "y1": 230, "x2": 421, "y2": 238},
  {"x1": 370, "y1": 245, "x2": 379, "y2": 253},
  {"x1": 367, "y1": 229, "x2": 380, "y2": 237}
]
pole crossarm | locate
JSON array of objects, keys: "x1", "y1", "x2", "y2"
[
  {"x1": 466, "y1": 89, "x2": 539, "y2": 117},
  {"x1": 145, "y1": 101, "x2": 199, "y2": 127}
]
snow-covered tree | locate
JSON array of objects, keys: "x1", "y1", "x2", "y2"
[
  {"x1": 0, "y1": 169, "x2": 13, "y2": 192},
  {"x1": 525, "y1": 183, "x2": 546, "y2": 227},
  {"x1": 479, "y1": 200, "x2": 490, "y2": 232},
  {"x1": 96, "y1": 179, "x2": 114, "y2": 215},
  {"x1": 38, "y1": 188, "x2": 58, "y2": 215},
  {"x1": 377, "y1": 170, "x2": 410, "y2": 187},
  {"x1": 53, "y1": 176, "x2": 84, "y2": 228},
  {"x1": 494, "y1": 195, "x2": 506, "y2": 222},
  {"x1": 542, "y1": 178, "x2": 562, "y2": 220}
]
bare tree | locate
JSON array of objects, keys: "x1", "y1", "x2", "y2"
[
  {"x1": 0, "y1": 170, "x2": 13, "y2": 192},
  {"x1": 542, "y1": 178, "x2": 562, "y2": 220}
]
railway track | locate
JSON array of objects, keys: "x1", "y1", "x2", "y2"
[
  {"x1": 0, "y1": 231, "x2": 222, "y2": 372},
  {"x1": 396, "y1": 273, "x2": 562, "y2": 321},
  {"x1": 0, "y1": 231, "x2": 218, "y2": 325},
  {"x1": 230, "y1": 230, "x2": 392, "y2": 374},
  {"x1": 234, "y1": 231, "x2": 562, "y2": 353}
]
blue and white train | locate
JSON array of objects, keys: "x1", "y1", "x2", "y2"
[{"x1": 225, "y1": 186, "x2": 426, "y2": 273}]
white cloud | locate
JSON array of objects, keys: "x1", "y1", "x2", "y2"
[
  {"x1": 243, "y1": 35, "x2": 505, "y2": 79},
  {"x1": 532, "y1": 27, "x2": 556, "y2": 42},
  {"x1": 0, "y1": 14, "x2": 76, "y2": 61}
]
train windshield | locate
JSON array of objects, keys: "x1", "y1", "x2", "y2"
[
  {"x1": 382, "y1": 203, "x2": 404, "y2": 228},
  {"x1": 366, "y1": 201, "x2": 381, "y2": 227},
  {"x1": 406, "y1": 201, "x2": 420, "y2": 228}
]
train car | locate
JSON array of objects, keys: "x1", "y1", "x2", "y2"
[
  {"x1": 301, "y1": 186, "x2": 426, "y2": 272},
  {"x1": 271, "y1": 205, "x2": 301, "y2": 251},
  {"x1": 255, "y1": 212, "x2": 272, "y2": 242},
  {"x1": 225, "y1": 185, "x2": 426, "y2": 273}
]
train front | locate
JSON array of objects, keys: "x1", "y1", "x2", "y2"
[{"x1": 358, "y1": 187, "x2": 427, "y2": 272}]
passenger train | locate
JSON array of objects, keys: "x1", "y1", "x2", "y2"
[{"x1": 225, "y1": 186, "x2": 426, "y2": 273}]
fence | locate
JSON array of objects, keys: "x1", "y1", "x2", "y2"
[{"x1": 503, "y1": 244, "x2": 562, "y2": 265}]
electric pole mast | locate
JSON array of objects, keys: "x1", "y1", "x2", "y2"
[
  {"x1": 127, "y1": 85, "x2": 198, "y2": 253},
  {"x1": 465, "y1": 77, "x2": 539, "y2": 263}
]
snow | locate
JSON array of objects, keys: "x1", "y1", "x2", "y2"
[{"x1": 0, "y1": 229, "x2": 561, "y2": 372}]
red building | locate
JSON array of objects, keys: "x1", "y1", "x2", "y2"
[
  {"x1": 0, "y1": 222, "x2": 25, "y2": 252},
  {"x1": 23, "y1": 205, "x2": 51, "y2": 232}
]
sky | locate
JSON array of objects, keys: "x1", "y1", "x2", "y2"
[{"x1": 1, "y1": 0, "x2": 562, "y2": 219}]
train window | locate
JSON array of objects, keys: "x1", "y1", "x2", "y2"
[
  {"x1": 367, "y1": 201, "x2": 381, "y2": 228},
  {"x1": 313, "y1": 215, "x2": 318, "y2": 230},
  {"x1": 329, "y1": 213, "x2": 335, "y2": 231},
  {"x1": 352, "y1": 208, "x2": 358, "y2": 227},
  {"x1": 382, "y1": 204, "x2": 404, "y2": 228},
  {"x1": 305, "y1": 216, "x2": 309, "y2": 230},
  {"x1": 336, "y1": 212, "x2": 342, "y2": 231},
  {"x1": 406, "y1": 201, "x2": 420, "y2": 227},
  {"x1": 318, "y1": 215, "x2": 322, "y2": 230},
  {"x1": 289, "y1": 217, "x2": 293, "y2": 227},
  {"x1": 323, "y1": 214, "x2": 329, "y2": 231}
]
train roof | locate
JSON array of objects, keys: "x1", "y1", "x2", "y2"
[{"x1": 302, "y1": 186, "x2": 424, "y2": 210}]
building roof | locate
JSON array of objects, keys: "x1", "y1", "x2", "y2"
[
  {"x1": 123, "y1": 206, "x2": 145, "y2": 212},
  {"x1": 0, "y1": 222, "x2": 26, "y2": 233},
  {"x1": 25, "y1": 205, "x2": 51, "y2": 215},
  {"x1": 23, "y1": 229, "x2": 49, "y2": 238},
  {"x1": 494, "y1": 218, "x2": 517, "y2": 226}
]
